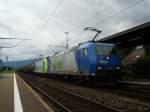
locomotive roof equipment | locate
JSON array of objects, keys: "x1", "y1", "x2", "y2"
[{"x1": 84, "y1": 27, "x2": 102, "y2": 42}]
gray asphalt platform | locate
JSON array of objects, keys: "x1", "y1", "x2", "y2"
[
  {"x1": 0, "y1": 73, "x2": 54, "y2": 112},
  {"x1": 0, "y1": 73, "x2": 14, "y2": 112}
]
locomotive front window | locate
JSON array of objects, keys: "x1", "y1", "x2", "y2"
[{"x1": 96, "y1": 45, "x2": 116, "y2": 55}]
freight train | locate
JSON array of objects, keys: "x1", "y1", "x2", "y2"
[
  {"x1": 21, "y1": 28, "x2": 121, "y2": 83},
  {"x1": 22, "y1": 41, "x2": 121, "y2": 83}
]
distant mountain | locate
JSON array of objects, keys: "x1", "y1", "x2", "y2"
[{"x1": 3, "y1": 59, "x2": 38, "y2": 68}]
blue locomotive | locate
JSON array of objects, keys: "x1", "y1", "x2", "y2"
[
  {"x1": 31, "y1": 41, "x2": 121, "y2": 83},
  {"x1": 76, "y1": 42, "x2": 120, "y2": 75},
  {"x1": 23, "y1": 28, "x2": 121, "y2": 83},
  {"x1": 23, "y1": 28, "x2": 121, "y2": 82}
]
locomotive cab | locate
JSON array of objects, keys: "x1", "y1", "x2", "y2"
[
  {"x1": 78, "y1": 42, "x2": 121, "y2": 77},
  {"x1": 95, "y1": 43, "x2": 121, "y2": 71}
]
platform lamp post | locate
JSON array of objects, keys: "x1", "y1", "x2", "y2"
[
  {"x1": 64, "y1": 32, "x2": 69, "y2": 50},
  {"x1": 6, "y1": 55, "x2": 8, "y2": 65}
]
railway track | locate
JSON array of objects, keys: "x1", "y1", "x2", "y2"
[
  {"x1": 107, "y1": 82, "x2": 150, "y2": 104},
  {"x1": 21, "y1": 75, "x2": 122, "y2": 112}
]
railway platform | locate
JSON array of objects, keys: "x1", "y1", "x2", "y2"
[{"x1": 0, "y1": 72, "x2": 54, "y2": 112}]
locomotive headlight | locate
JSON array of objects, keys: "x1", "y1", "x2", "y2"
[
  {"x1": 97, "y1": 67, "x2": 101, "y2": 70},
  {"x1": 116, "y1": 67, "x2": 120, "y2": 70},
  {"x1": 91, "y1": 73, "x2": 95, "y2": 76},
  {"x1": 106, "y1": 56, "x2": 110, "y2": 60}
]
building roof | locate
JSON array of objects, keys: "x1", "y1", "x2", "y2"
[{"x1": 98, "y1": 21, "x2": 150, "y2": 49}]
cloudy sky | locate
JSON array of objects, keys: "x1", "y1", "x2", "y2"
[{"x1": 0, "y1": 0, "x2": 150, "y2": 61}]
